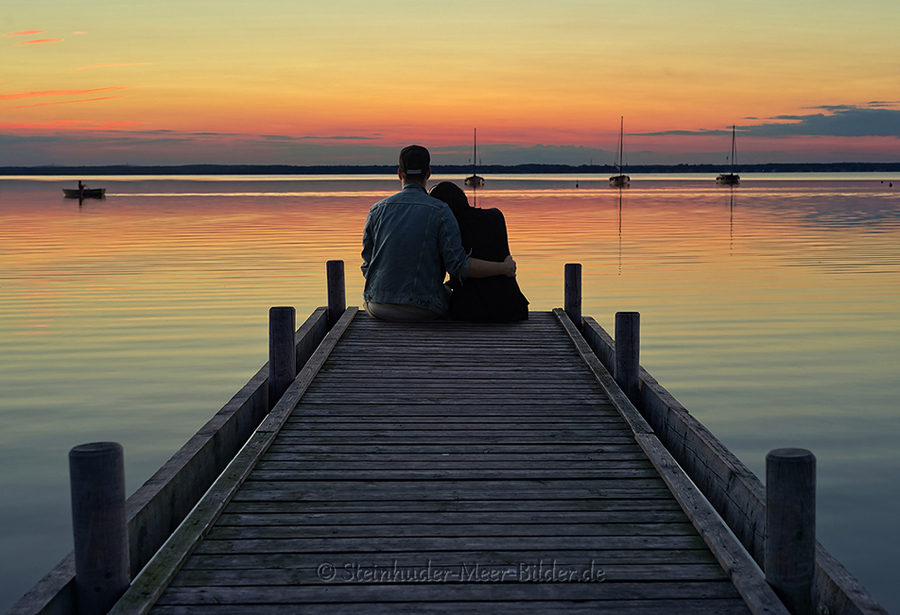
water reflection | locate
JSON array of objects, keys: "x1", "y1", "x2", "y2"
[
  {"x1": 0, "y1": 176, "x2": 899, "y2": 612},
  {"x1": 618, "y1": 187, "x2": 624, "y2": 275},
  {"x1": 729, "y1": 188, "x2": 735, "y2": 257}
]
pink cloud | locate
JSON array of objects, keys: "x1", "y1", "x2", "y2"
[
  {"x1": 0, "y1": 87, "x2": 131, "y2": 101},
  {"x1": 0, "y1": 120, "x2": 144, "y2": 132},
  {"x1": 4, "y1": 30, "x2": 44, "y2": 37},
  {"x1": 17, "y1": 38, "x2": 63, "y2": 45},
  {"x1": 1, "y1": 95, "x2": 124, "y2": 110},
  {"x1": 0, "y1": 87, "x2": 142, "y2": 111}
]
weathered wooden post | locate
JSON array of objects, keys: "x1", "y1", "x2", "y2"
[
  {"x1": 564, "y1": 263, "x2": 582, "y2": 327},
  {"x1": 766, "y1": 448, "x2": 816, "y2": 615},
  {"x1": 327, "y1": 260, "x2": 346, "y2": 327},
  {"x1": 69, "y1": 442, "x2": 130, "y2": 615},
  {"x1": 268, "y1": 306, "x2": 296, "y2": 408},
  {"x1": 615, "y1": 311, "x2": 640, "y2": 403}
]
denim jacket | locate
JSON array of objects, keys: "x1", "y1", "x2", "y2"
[{"x1": 361, "y1": 183, "x2": 471, "y2": 316}]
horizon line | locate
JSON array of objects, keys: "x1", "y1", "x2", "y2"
[{"x1": 2, "y1": 161, "x2": 900, "y2": 175}]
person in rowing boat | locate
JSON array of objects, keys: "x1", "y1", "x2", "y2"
[
  {"x1": 429, "y1": 181, "x2": 528, "y2": 322},
  {"x1": 361, "y1": 145, "x2": 517, "y2": 322}
]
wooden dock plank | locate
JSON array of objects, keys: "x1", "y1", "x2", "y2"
[
  {"x1": 154, "y1": 582, "x2": 745, "y2": 606},
  {"x1": 283, "y1": 413, "x2": 624, "y2": 423},
  {"x1": 149, "y1": 600, "x2": 751, "y2": 615},
  {"x1": 135, "y1": 311, "x2": 758, "y2": 614},
  {"x1": 191, "y1": 536, "x2": 710, "y2": 556},
  {"x1": 180, "y1": 548, "x2": 721, "y2": 569},
  {"x1": 254, "y1": 459, "x2": 656, "y2": 470},
  {"x1": 204, "y1": 521, "x2": 700, "y2": 539},
  {"x1": 172, "y1": 562, "x2": 730, "y2": 585},
  {"x1": 263, "y1": 444, "x2": 648, "y2": 457},
  {"x1": 214, "y1": 509, "x2": 691, "y2": 526},
  {"x1": 222, "y1": 498, "x2": 688, "y2": 514}
]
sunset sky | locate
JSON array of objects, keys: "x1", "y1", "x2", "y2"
[{"x1": 2, "y1": 0, "x2": 899, "y2": 166}]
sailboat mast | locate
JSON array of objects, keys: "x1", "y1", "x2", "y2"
[
  {"x1": 618, "y1": 117, "x2": 624, "y2": 174},
  {"x1": 608, "y1": 116, "x2": 630, "y2": 187},
  {"x1": 731, "y1": 125, "x2": 737, "y2": 173},
  {"x1": 473, "y1": 128, "x2": 477, "y2": 176}
]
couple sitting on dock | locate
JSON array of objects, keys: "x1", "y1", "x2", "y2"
[{"x1": 361, "y1": 144, "x2": 528, "y2": 322}]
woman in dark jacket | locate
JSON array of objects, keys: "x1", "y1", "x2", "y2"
[{"x1": 429, "y1": 181, "x2": 529, "y2": 322}]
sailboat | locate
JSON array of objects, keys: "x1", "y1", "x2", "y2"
[
  {"x1": 464, "y1": 128, "x2": 485, "y2": 187},
  {"x1": 716, "y1": 125, "x2": 740, "y2": 185},
  {"x1": 609, "y1": 117, "x2": 630, "y2": 187}
]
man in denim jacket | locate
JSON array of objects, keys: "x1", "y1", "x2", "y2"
[{"x1": 362, "y1": 145, "x2": 516, "y2": 321}]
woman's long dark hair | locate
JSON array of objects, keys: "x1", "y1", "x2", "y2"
[
  {"x1": 429, "y1": 181, "x2": 470, "y2": 221},
  {"x1": 430, "y1": 182, "x2": 528, "y2": 321}
]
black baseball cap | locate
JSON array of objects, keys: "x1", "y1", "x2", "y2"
[{"x1": 399, "y1": 145, "x2": 430, "y2": 176}]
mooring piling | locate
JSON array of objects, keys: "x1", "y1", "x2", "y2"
[
  {"x1": 615, "y1": 311, "x2": 640, "y2": 404},
  {"x1": 69, "y1": 442, "x2": 130, "y2": 615},
  {"x1": 766, "y1": 447, "x2": 817, "y2": 615},
  {"x1": 327, "y1": 259, "x2": 346, "y2": 327},
  {"x1": 268, "y1": 306, "x2": 296, "y2": 408},
  {"x1": 564, "y1": 263, "x2": 582, "y2": 327}
]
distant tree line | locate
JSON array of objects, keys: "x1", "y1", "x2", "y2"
[{"x1": 3, "y1": 162, "x2": 900, "y2": 175}]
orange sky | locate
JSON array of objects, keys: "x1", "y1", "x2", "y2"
[{"x1": 2, "y1": 0, "x2": 899, "y2": 165}]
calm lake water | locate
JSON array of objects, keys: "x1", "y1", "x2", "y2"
[{"x1": 1, "y1": 174, "x2": 898, "y2": 612}]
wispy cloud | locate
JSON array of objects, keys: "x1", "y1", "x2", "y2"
[
  {"x1": 0, "y1": 87, "x2": 139, "y2": 111},
  {"x1": 17, "y1": 38, "x2": 63, "y2": 46},
  {"x1": 0, "y1": 87, "x2": 133, "y2": 102},
  {"x1": 643, "y1": 103, "x2": 900, "y2": 139},
  {"x1": 2, "y1": 96, "x2": 124, "y2": 110},
  {"x1": 72, "y1": 62, "x2": 155, "y2": 71},
  {"x1": 747, "y1": 104, "x2": 900, "y2": 138},
  {"x1": 816, "y1": 101, "x2": 900, "y2": 111},
  {"x1": 641, "y1": 129, "x2": 732, "y2": 137},
  {"x1": 3, "y1": 30, "x2": 44, "y2": 37},
  {"x1": 0, "y1": 120, "x2": 145, "y2": 132},
  {"x1": 261, "y1": 134, "x2": 379, "y2": 142}
]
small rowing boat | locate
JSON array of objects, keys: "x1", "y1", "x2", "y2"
[{"x1": 63, "y1": 186, "x2": 105, "y2": 199}]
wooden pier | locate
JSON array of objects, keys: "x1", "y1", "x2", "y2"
[
  {"x1": 122, "y1": 310, "x2": 773, "y2": 614},
  {"x1": 9, "y1": 264, "x2": 887, "y2": 615}
]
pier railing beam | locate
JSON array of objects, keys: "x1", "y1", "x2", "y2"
[
  {"x1": 327, "y1": 260, "x2": 346, "y2": 327},
  {"x1": 615, "y1": 311, "x2": 640, "y2": 403},
  {"x1": 564, "y1": 263, "x2": 582, "y2": 327},
  {"x1": 69, "y1": 442, "x2": 130, "y2": 615},
  {"x1": 268, "y1": 306, "x2": 297, "y2": 408},
  {"x1": 766, "y1": 448, "x2": 816, "y2": 615}
]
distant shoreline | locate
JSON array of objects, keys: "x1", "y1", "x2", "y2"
[{"x1": 2, "y1": 162, "x2": 899, "y2": 176}]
